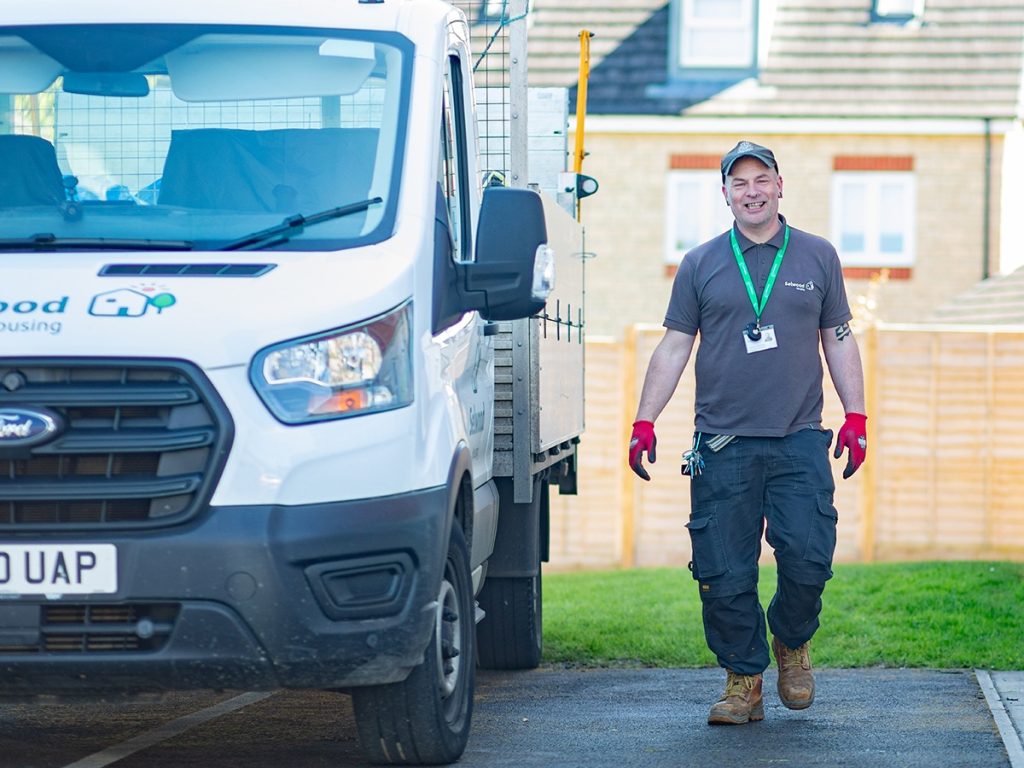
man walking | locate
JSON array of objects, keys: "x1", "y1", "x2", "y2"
[{"x1": 628, "y1": 141, "x2": 867, "y2": 724}]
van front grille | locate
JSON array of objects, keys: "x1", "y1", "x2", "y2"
[
  {"x1": 0, "y1": 603, "x2": 180, "y2": 654},
  {"x1": 0, "y1": 360, "x2": 232, "y2": 530}
]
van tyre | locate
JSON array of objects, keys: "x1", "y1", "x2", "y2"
[
  {"x1": 352, "y1": 524, "x2": 475, "y2": 765},
  {"x1": 477, "y1": 570, "x2": 542, "y2": 669},
  {"x1": 477, "y1": 477, "x2": 546, "y2": 670}
]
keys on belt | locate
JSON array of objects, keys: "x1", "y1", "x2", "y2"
[{"x1": 682, "y1": 433, "x2": 736, "y2": 476}]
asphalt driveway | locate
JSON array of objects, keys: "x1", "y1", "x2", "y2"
[
  {"x1": 462, "y1": 667, "x2": 1019, "y2": 768},
  {"x1": 1, "y1": 667, "x2": 1019, "y2": 767}
]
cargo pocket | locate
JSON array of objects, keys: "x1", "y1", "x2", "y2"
[
  {"x1": 685, "y1": 513, "x2": 728, "y2": 581},
  {"x1": 804, "y1": 493, "x2": 838, "y2": 566}
]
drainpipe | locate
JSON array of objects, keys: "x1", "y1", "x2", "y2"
[{"x1": 983, "y1": 117, "x2": 992, "y2": 280}]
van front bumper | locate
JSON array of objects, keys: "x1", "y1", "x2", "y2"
[{"x1": 0, "y1": 486, "x2": 450, "y2": 695}]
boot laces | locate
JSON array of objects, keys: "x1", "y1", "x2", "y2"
[
  {"x1": 725, "y1": 671, "x2": 756, "y2": 697},
  {"x1": 779, "y1": 642, "x2": 810, "y2": 671}
]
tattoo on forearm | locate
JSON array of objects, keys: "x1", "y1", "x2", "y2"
[{"x1": 835, "y1": 322, "x2": 852, "y2": 341}]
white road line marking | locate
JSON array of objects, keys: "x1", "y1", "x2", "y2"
[
  {"x1": 61, "y1": 691, "x2": 273, "y2": 768},
  {"x1": 977, "y1": 670, "x2": 1024, "y2": 768}
]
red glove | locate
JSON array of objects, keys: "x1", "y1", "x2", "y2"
[
  {"x1": 629, "y1": 420, "x2": 657, "y2": 481},
  {"x1": 834, "y1": 412, "x2": 867, "y2": 479}
]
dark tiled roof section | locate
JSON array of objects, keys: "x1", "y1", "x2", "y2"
[
  {"x1": 577, "y1": 8, "x2": 747, "y2": 114},
  {"x1": 690, "y1": 0, "x2": 1024, "y2": 118},
  {"x1": 928, "y1": 267, "x2": 1024, "y2": 325},
  {"x1": 527, "y1": 1, "x2": 701, "y2": 114},
  {"x1": 527, "y1": 0, "x2": 1024, "y2": 119}
]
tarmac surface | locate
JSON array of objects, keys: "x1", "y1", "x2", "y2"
[
  {"x1": 0, "y1": 667, "x2": 1020, "y2": 767},
  {"x1": 463, "y1": 667, "x2": 1023, "y2": 768}
]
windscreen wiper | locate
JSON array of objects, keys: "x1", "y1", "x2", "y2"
[
  {"x1": 218, "y1": 197, "x2": 383, "y2": 251},
  {"x1": 0, "y1": 233, "x2": 194, "y2": 251}
]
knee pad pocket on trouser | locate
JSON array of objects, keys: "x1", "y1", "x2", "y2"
[
  {"x1": 687, "y1": 507, "x2": 757, "y2": 599},
  {"x1": 803, "y1": 492, "x2": 838, "y2": 567},
  {"x1": 686, "y1": 512, "x2": 727, "y2": 581}
]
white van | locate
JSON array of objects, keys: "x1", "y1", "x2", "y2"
[{"x1": 0, "y1": 0, "x2": 586, "y2": 764}]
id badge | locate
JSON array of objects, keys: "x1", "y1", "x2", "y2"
[{"x1": 743, "y1": 324, "x2": 778, "y2": 354}]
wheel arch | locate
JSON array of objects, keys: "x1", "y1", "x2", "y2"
[{"x1": 445, "y1": 440, "x2": 474, "y2": 547}]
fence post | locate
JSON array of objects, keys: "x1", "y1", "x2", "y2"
[
  {"x1": 860, "y1": 322, "x2": 879, "y2": 562},
  {"x1": 984, "y1": 331, "x2": 995, "y2": 553},
  {"x1": 620, "y1": 326, "x2": 638, "y2": 568}
]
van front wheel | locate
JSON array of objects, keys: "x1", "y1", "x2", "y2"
[{"x1": 352, "y1": 524, "x2": 475, "y2": 765}]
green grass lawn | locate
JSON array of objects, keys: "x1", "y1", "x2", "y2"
[{"x1": 541, "y1": 561, "x2": 1024, "y2": 669}]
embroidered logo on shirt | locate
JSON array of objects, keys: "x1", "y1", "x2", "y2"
[{"x1": 784, "y1": 280, "x2": 815, "y2": 292}]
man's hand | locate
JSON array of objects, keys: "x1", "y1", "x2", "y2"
[
  {"x1": 629, "y1": 420, "x2": 657, "y2": 481},
  {"x1": 833, "y1": 412, "x2": 867, "y2": 479}
]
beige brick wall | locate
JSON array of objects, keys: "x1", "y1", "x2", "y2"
[{"x1": 574, "y1": 131, "x2": 1003, "y2": 338}]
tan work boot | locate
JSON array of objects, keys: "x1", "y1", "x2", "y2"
[
  {"x1": 707, "y1": 670, "x2": 764, "y2": 725},
  {"x1": 772, "y1": 637, "x2": 815, "y2": 710}
]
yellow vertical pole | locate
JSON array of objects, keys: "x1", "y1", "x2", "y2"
[
  {"x1": 573, "y1": 30, "x2": 592, "y2": 221},
  {"x1": 573, "y1": 31, "x2": 591, "y2": 175},
  {"x1": 621, "y1": 325, "x2": 638, "y2": 568}
]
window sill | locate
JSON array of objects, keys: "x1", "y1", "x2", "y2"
[{"x1": 842, "y1": 267, "x2": 912, "y2": 280}]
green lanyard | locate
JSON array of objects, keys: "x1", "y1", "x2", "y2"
[{"x1": 730, "y1": 225, "x2": 790, "y2": 326}]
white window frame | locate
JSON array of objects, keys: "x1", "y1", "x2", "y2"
[
  {"x1": 664, "y1": 170, "x2": 734, "y2": 265},
  {"x1": 830, "y1": 171, "x2": 916, "y2": 268},
  {"x1": 678, "y1": 0, "x2": 755, "y2": 70},
  {"x1": 480, "y1": 0, "x2": 505, "y2": 21},
  {"x1": 874, "y1": 0, "x2": 923, "y2": 19}
]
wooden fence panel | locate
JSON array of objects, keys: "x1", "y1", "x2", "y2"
[
  {"x1": 989, "y1": 334, "x2": 1024, "y2": 556},
  {"x1": 628, "y1": 326, "x2": 697, "y2": 568},
  {"x1": 548, "y1": 338, "x2": 624, "y2": 569},
  {"x1": 871, "y1": 326, "x2": 1024, "y2": 560},
  {"x1": 546, "y1": 325, "x2": 1024, "y2": 572}
]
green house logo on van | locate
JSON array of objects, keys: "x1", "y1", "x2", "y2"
[{"x1": 89, "y1": 288, "x2": 176, "y2": 317}]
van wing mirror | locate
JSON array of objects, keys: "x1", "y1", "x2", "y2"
[{"x1": 458, "y1": 186, "x2": 553, "y2": 321}]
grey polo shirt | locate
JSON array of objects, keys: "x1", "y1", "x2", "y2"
[{"x1": 664, "y1": 215, "x2": 852, "y2": 437}]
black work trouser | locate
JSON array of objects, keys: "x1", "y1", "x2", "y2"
[{"x1": 685, "y1": 429, "x2": 838, "y2": 676}]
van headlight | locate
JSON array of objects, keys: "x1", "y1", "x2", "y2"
[{"x1": 251, "y1": 301, "x2": 413, "y2": 424}]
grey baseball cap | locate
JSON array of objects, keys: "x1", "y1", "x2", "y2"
[{"x1": 721, "y1": 141, "x2": 779, "y2": 181}]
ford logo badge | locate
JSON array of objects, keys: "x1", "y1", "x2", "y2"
[{"x1": 0, "y1": 407, "x2": 63, "y2": 448}]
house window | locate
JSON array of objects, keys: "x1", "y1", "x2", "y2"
[
  {"x1": 665, "y1": 170, "x2": 734, "y2": 264},
  {"x1": 873, "y1": 0, "x2": 922, "y2": 22},
  {"x1": 479, "y1": 0, "x2": 505, "y2": 21},
  {"x1": 678, "y1": 0, "x2": 755, "y2": 70},
  {"x1": 830, "y1": 172, "x2": 916, "y2": 268}
]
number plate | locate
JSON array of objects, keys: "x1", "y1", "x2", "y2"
[{"x1": 0, "y1": 544, "x2": 117, "y2": 596}]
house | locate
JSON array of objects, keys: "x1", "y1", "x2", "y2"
[{"x1": 517, "y1": 0, "x2": 1024, "y2": 337}]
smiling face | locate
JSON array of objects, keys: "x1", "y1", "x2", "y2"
[{"x1": 723, "y1": 156, "x2": 784, "y2": 242}]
